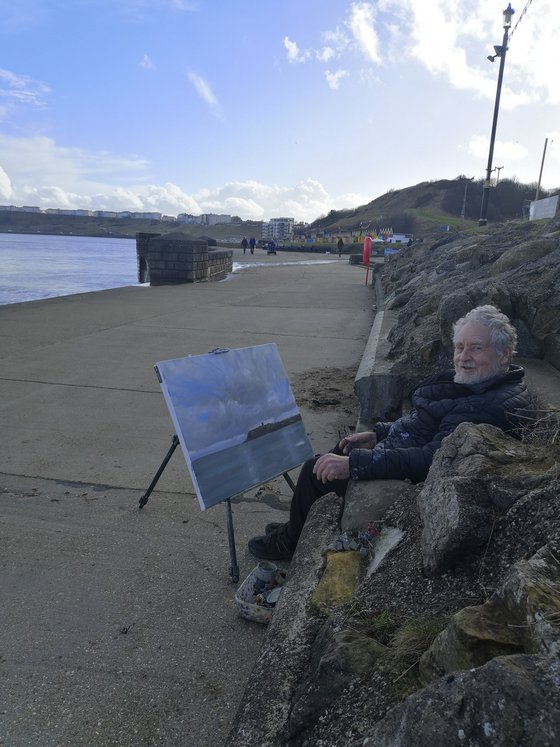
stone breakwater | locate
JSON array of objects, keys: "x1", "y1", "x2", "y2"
[
  {"x1": 136, "y1": 231, "x2": 233, "y2": 284},
  {"x1": 227, "y1": 215, "x2": 560, "y2": 746}
]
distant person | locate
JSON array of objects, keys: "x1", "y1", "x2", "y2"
[
  {"x1": 241, "y1": 237, "x2": 248, "y2": 255},
  {"x1": 249, "y1": 237, "x2": 256, "y2": 255},
  {"x1": 248, "y1": 305, "x2": 530, "y2": 561},
  {"x1": 267, "y1": 239, "x2": 276, "y2": 255},
  {"x1": 337, "y1": 238, "x2": 344, "y2": 257}
]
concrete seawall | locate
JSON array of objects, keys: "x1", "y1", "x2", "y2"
[{"x1": 0, "y1": 251, "x2": 373, "y2": 747}]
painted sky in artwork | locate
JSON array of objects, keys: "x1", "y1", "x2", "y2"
[{"x1": 157, "y1": 344, "x2": 299, "y2": 460}]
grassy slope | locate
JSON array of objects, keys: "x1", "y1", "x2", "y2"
[{"x1": 307, "y1": 179, "x2": 481, "y2": 235}]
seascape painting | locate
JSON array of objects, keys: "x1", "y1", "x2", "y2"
[{"x1": 155, "y1": 344, "x2": 314, "y2": 510}]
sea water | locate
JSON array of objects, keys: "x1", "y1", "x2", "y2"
[
  {"x1": 0, "y1": 233, "x2": 339, "y2": 307},
  {"x1": 0, "y1": 233, "x2": 140, "y2": 306}
]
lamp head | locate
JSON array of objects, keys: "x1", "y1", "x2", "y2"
[
  {"x1": 488, "y1": 45, "x2": 505, "y2": 62},
  {"x1": 503, "y1": 3, "x2": 515, "y2": 28}
]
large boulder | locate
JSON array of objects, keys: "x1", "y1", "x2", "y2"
[
  {"x1": 363, "y1": 655, "x2": 560, "y2": 747},
  {"x1": 418, "y1": 422, "x2": 555, "y2": 576},
  {"x1": 420, "y1": 544, "x2": 560, "y2": 680}
]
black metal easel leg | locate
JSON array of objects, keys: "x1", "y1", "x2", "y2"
[
  {"x1": 224, "y1": 498, "x2": 239, "y2": 584},
  {"x1": 138, "y1": 435, "x2": 180, "y2": 509},
  {"x1": 282, "y1": 471, "x2": 296, "y2": 493}
]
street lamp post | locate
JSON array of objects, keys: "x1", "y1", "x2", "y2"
[
  {"x1": 535, "y1": 138, "x2": 553, "y2": 201},
  {"x1": 478, "y1": 4, "x2": 515, "y2": 227},
  {"x1": 492, "y1": 165, "x2": 504, "y2": 186}
]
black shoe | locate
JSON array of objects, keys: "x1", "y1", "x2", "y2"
[
  {"x1": 265, "y1": 521, "x2": 286, "y2": 535},
  {"x1": 248, "y1": 528, "x2": 296, "y2": 561}
]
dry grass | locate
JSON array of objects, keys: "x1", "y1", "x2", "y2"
[
  {"x1": 515, "y1": 391, "x2": 560, "y2": 449},
  {"x1": 387, "y1": 617, "x2": 447, "y2": 674}
]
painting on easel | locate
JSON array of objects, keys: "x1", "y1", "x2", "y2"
[{"x1": 155, "y1": 343, "x2": 313, "y2": 510}]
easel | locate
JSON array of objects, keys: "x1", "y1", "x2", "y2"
[{"x1": 138, "y1": 434, "x2": 296, "y2": 583}]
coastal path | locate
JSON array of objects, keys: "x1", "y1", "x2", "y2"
[{"x1": 0, "y1": 249, "x2": 373, "y2": 747}]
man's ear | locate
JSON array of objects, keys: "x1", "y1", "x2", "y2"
[{"x1": 500, "y1": 347, "x2": 512, "y2": 366}]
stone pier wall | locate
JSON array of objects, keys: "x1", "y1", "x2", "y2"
[{"x1": 136, "y1": 231, "x2": 233, "y2": 285}]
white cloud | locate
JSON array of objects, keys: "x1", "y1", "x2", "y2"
[
  {"x1": 325, "y1": 69, "x2": 350, "y2": 90},
  {"x1": 468, "y1": 135, "x2": 529, "y2": 163},
  {"x1": 0, "y1": 165, "x2": 14, "y2": 200},
  {"x1": 170, "y1": 0, "x2": 198, "y2": 9},
  {"x1": 316, "y1": 46, "x2": 335, "y2": 63},
  {"x1": 394, "y1": 0, "x2": 553, "y2": 108},
  {"x1": 139, "y1": 53, "x2": 154, "y2": 69},
  {"x1": 294, "y1": 1, "x2": 558, "y2": 106},
  {"x1": 0, "y1": 134, "x2": 149, "y2": 194},
  {"x1": 0, "y1": 134, "x2": 368, "y2": 222},
  {"x1": 283, "y1": 36, "x2": 310, "y2": 64},
  {"x1": 0, "y1": 67, "x2": 50, "y2": 111},
  {"x1": 187, "y1": 71, "x2": 220, "y2": 112},
  {"x1": 347, "y1": 2, "x2": 381, "y2": 64}
]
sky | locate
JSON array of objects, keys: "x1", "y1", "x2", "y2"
[{"x1": 0, "y1": 0, "x2": 559, "y2": 223}]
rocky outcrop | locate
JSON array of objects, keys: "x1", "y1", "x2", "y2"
[
  {"x1": 228, "y1": 428, "x2": 560, "y2": 746},
  {"x1": 363, "y1": 655, "x2": 560, "y2": 747},
  {"x1": 228, "y1": 217, "x2": 560, "y2": 747},
  {"x1": 418, "y1": 422, "x2": 556, "y2": 576}
]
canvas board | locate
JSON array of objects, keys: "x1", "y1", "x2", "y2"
[{"x1": 155, "y1": 343, "x2": 314, "y2": 510}]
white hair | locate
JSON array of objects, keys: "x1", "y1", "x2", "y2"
[{"x1": 453, "y1": 305, "x2": 517, "y2": 358}]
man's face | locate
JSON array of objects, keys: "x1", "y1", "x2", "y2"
[{"x1": 453, "y1": 322, "x2": 510, "y2": 385}]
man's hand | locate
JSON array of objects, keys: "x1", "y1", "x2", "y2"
[
  {"x1": 313, "y1": 453, "x2": 350, "y2": 484},
  {"x1": 338, "y1": 430, "x2": 377, "y2": 455}
]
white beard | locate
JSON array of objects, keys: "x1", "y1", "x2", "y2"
[{"x1": 454, "y1": 362, "x2": 507, "y2": 385}]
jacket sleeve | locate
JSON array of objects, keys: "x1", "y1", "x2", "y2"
[
  {"x1": 374, "y1": 422, "x2": 393, "y2": 442},
  {"x1": 349, "y1": 401, "x2": 517, "y2": 484},
  {"x1": 349, "y1": 431, "x2": 450, "y2": 484}
]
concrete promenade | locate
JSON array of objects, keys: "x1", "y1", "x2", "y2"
[{"x1": 0, "y1": 250, "x2": 374, "y2": 746}]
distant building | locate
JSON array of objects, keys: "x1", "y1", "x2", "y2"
[
  {"x1": 0, "y1": 204, "x2": 235, "y2": 225},
  {"x1": 93, "y1": 210, "x2": 120, "y2": 218},
  {"x1": 177, "y1": 214, "x2": 203, "y2": 224},
  {"x1": 0, "y1": 205, "x2": 41, "y2": 212},
  {"x1": 202, "y1": 213, "x2": 232, "y2": 225},
  {"x1": 262, "y1": 217, "x2": 294, "y2": 240},
  {"x1": 129, "y1": 212, "x2": 163, "y2": 221}
]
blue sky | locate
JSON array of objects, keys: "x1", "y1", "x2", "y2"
[{"x1": 0, "y1": 0, "x2": 559, "y2": 222}]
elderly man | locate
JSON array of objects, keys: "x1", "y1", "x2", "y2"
[{"x1": 249, "y1": 304, "x2": 530, "y2": 561}]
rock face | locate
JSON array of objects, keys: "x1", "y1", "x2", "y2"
[
  {"x1": 228, "y1": 423, "x2": 560, "y2": 746},
  {"x1": 363, "y1": 655, "x2": 560, "y2": 747},
  {"x1": 418, "y1": 422, "x2": 556, "y2": 576},
  {"x1": 228, "y1": 217, "x2": 560, "y2": 747}
]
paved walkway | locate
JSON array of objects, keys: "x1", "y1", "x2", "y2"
[{"x1": 0, "y1": 250, "x2": 374, "y2": 747}]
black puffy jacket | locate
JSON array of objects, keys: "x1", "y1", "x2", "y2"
[{"x1": 349, "y1": 365, "x2": 529, "y2": 484}]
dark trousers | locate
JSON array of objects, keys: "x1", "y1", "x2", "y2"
[{"x1": 286, "y1": 456, "x2": 349, "y2": 543}]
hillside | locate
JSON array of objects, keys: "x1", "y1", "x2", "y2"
[
  {"x1": 305, "y1": 177, "x2": 556, "y2": 237},
  {"x1": 1, "y1": 177, "x2": 556, "y2": 241}
]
